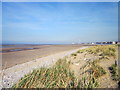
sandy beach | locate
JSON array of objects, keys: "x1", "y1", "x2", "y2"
[
  {"x1": 2, "y1": 45, "x2": 85, "y2": 69},
  {"x1": 1, "y1": 45, "x2": 119, "y2": 88},
  {"x1": 2, "y1": 46, "x2": 89, "y2": 88}
]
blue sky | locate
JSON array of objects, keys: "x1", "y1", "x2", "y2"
[
  {"x1": 2, "y1": 2, "x2": 118, "y2": 44},
  {"x1": 0, "y1": 2, "x2": 2, "y2": 44}
]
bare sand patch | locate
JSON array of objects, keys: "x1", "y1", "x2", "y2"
[{"x1": 2, "y1": 45, "x2": 84, "y2": 69}]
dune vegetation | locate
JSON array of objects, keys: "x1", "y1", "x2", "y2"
[
  {"x1": 12, "y1": 45, "x2": 119, "y2": 88},
  {"x1": 12, "y1": 58, "x2": 98, "y2": 88},
  {"x1": 109, "y1": 64, "x2": 119, "y2": 81}
]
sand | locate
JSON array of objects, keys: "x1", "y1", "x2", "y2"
[
  {"x1": 2, "y1": 46, "x2": 89, "y2": 88},
  {"x1": 1, "y1": 45, "x2": 118, "y2": 88},
  {"x1": 65, "y1": 46, "x2": 118, "y2": 88},
  {"x1": 2, "y1": 45, "x2": 84, "y2": 69}
]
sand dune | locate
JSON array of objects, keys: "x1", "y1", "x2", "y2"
[{"x1": 2, "y1": 46, "x2": 89, "y2": 88}]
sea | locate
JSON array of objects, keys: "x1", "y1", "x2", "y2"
[{"x1": 0, "y1": 44, "x2": 61, "y2": 53}]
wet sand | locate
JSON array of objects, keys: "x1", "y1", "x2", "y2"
[{"x1": 2, "y1": 45, "x2": 84, "y2": 69}]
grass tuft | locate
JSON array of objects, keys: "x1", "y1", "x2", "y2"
[
  {"x1": 78, "y1": 45, "x2": 117, "y2": 59},
  {"x1": 13, "y1": 59, "x2": 77, "y2": 88},
  {"x1": 12, "y1": 58, "x2": 99, "y2": 88},
  {"x1": 90, "y1": 61, "x2": 106, "y2": 78},
  {"x1": 71, "y1": 53, "x2": 77, "y2": 56},
  {"x1": 109, "y1": 64, "x2": 120, "y2": 81},
  {"x1": 13, "y1": 45, "x2": 117, "y2": 88}
]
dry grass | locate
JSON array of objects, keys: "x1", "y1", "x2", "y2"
[
  {"x1": 90, "y1": 61, "x2": 106, "y2": 78},
  {"x1": 12, "y1": 58, "x2": 76, "y2": 88},
  {"x1": 12, "y1": 45, "x2": 117, "y2": 88},
  {"x1": 77, "y1": 45, "x2": 117, "y2": 59},
  {"x1": 109, "y1": 64, "x2": 119, "y2": 81},
  {"x1": 12, "y1": 58, "x2": 98, "y2": 88}
]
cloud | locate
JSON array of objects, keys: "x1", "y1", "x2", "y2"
[{"x1": 2, "y1": 2, "x2": 118, "y2": 43}]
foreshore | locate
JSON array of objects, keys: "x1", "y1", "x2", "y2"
[
  {"x1": 2, "y1": 46, "x2": 89, "y2": 88},
  {"x1": 2, "y1": 45, "x2": 86, "y2": 69}
]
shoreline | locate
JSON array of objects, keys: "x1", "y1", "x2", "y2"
[
  {"x1": 2, "y1": 45, "x2": 85, "y2": 69},
  {"x1": 2, "y1": 46, "x2": 89, "y2": 88}
]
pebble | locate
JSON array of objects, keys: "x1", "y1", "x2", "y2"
[{"x1": 1, "y1": 46, "x2": 89, "y2": 88}]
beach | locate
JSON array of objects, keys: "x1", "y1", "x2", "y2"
[
  {"x1": 2, "y1": 45, "x2": 89, "y2": 88},
  {"x1": 1, "y1": 45, "x2": 119, "y2": 88},
  {"x1": 2, "y1": 44, "x2": 85, "y2": 69},
  {"x1": 1, "y1": 2, "x2": 118, "y2": 89}
]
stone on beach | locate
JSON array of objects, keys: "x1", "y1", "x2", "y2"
[{"x1": 2, "y1": 46, "x2": 89, "y2": 88}]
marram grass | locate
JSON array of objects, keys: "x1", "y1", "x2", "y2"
[
  {"x1": 109, "y1": 64, "x2": 120, "y2": 81},
  {"x1": 13, "y1": 58, "x2": 76, "y2": 88},
  {"x1": 12, "y1": 58, "x2": 98, "y2": 88},
  {"x1": 90, "y1": 62, "x2": 106, "y2": 78},
  {"x1": 77, "y1": 45, "x2": 117, "y2": 59},
  {"x1": 13, "y1": 45, "x2": 117, "y2": 88}
]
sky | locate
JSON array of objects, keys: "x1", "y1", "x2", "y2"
[
  {"x1": 0, "y1": 2, "x2": 2, "y2": 44},
  {"x1": 2, "y1": 2, "x2": 118, "y2": 44}
]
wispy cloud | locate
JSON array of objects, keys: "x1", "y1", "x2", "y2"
[{"x1": 2, "y1": 2, "x2": 118, "y2": 44}]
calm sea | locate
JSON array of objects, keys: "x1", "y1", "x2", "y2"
[
  {"x1": 1, "y1": 44, "x2": 55, "y2": 48},
  {"x1": 1, "y1": 44, "x2": 36, "y2": 48},
  {"x1": 0, "y1": 44, "x2": 56, "y2": 53}
]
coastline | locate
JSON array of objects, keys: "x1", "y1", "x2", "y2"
[
  {"x1": 2, "y1": 45, "x2": 84, "y2": 69},
  {"x1": 2, "y1": 46, "x2": 89, "y2": 88}
]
